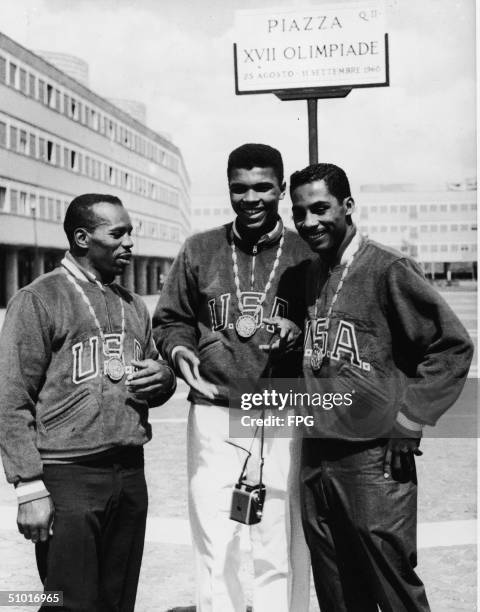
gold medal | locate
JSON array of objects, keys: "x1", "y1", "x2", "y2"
[
  {"x1": 105, "y1": 356, "x2": 125, "y2": 381},
  {"x1": 310, "y1": 344, "x2": 324, "y2": 371},
  {"x1": 235, "y1": 314, "x2": 257, "y2": 338}
]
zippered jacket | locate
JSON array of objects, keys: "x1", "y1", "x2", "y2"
[
  {"x1": 153, "y1": 221, "x2": 314, "y2": 406},
  {"x1": 0, "y1": 259, "x2": 174, "y2": 484},
  {"x1": 302, "y1": 234, "x2": 474, "y2": 439}
]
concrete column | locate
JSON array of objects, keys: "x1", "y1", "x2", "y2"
[
  {"x1": 135, "y1": 257, "x2": 148, "y2": 295},
  {"x1": 33, "y1": 250, "x2": 45, "y2": 278},
  {"x1": 148, "y1": 260, "x2": 158, "y2": 295},
  {"x1": 123, "y1": 260, "x2": 135, "y2": 292},
  {"x1": 5, "y1": 248, "x2": 19, "y2": 303}
]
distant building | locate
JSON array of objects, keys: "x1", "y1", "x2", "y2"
[
  {"x1": 0, "y1": 31, "x2": 190, "y2": 306},
  {"x1": 356, "y1": 182, "x2": 477, "y2": 278},
  {"x1": 192, "y1": 182, "x2": 477, "y2": 279}
]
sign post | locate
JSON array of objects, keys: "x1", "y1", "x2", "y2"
[{"x1": 233, "y1": 1, "x2": 389, "y2": 163}]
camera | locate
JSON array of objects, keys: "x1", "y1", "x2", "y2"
[{"x1": 230, "y1": 482, "x2": 266, "y2": 525}]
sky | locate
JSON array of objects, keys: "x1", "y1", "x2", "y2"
[{"x1": 0, "y1": 0, "x2": 476, "y2": 209}]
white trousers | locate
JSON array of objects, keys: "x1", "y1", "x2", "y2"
[{"x1": 187, "y1": 403, "x2": 311, "y2": 612}]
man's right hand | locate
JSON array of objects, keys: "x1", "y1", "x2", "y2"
[
  {"x1": 17, "y1": 496, "x2": 54, "y2": 544},
  {"x1": 174, "y1": 347, "x2": 218, "y2": 400}
]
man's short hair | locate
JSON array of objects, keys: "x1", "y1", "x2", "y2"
[
  {"x1": 227, "y1": 143, "x2": 284, "y2": 184},
  {"x1": 290, "y1": 163, "x2": 351, "y2": 202},
  {"x1": 64, "y1": 193, "x2": 123, "y2": 246}
]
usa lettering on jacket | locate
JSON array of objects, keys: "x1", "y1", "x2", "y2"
[
  {"x1": 304, "y1": 318, "x2": 371, "y2": 372},
  {"x1": 72, "y1": 333, "x2": 143, "y2": 384},
  {"x1": 208, "y1": 291, "x2": 288, "y2": 331}
]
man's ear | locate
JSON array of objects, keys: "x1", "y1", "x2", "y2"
[
  {"x1": 279, "y1": 181, "x2": 286, "y2": 200},
  {"x1": 343, "y1": 196, "x2": 355, "y2": 218},
  {"x1": 73, "y1": 227, "x2": 90, "y2": 250}
]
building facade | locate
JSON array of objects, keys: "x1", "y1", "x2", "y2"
[
  {"x1": 356, "y1": 182, "x2": 477, "y2": 278},
  {"x1": 0, "y1": 32, "x2": 190, "y2": 306}
]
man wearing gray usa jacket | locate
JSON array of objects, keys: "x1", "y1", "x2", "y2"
[
  {"x1": 153, "y1": 144, "x2": 312, "y2": 612},
  {"x1": 290, "y1": 163, "x2": 474, "y2": 612},
  {"x1": 0, "y1": 194, "x2": 175, "y2": 612}
]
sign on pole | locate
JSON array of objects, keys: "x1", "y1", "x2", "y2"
[{"x1": 234, "y1": 1, "x2": 388, "y2": 96}]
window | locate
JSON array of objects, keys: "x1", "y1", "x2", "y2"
[
  {"x1": 19, "y1": 191, "x2": 27, "y2": 215},
  {"x1": 419, "y1": 205, "x2": 427, "y2": 213},
  {"x1": 39, "y1": 138, "x2": 46, "y2": 161},
  {"x1": 440, "y1": 204, "x2": 447, "y2": 212},
  {"x1": 451, "y1": 224, "x2": 458, "y2": 231},
  {"x1": 0, "y1": 122, "x2": 6, "y2": 148},
  {"x1": 29, "y1": 193, "x2": 36, "y2": 216},
  {"x1": 450, "y1": 244, "x2": 458, "y2": 251},
  {"x1": 63, "y1": 147, "x2": 70, "y2": 168},
  {"x1": 460, "y1": 245, "x2": 469, "y2": 251},
  {"x1": 0, "y1": 56, "x2": 6, "y2": 83},
  {"x1": 63, "y1": 93, "x2": 69, "y2": 115},
  {"x1": 9, "y1": 62, "x2": 17, "y2": 87},
  {"x1": 19, "y1": 69, "x2": 27, "y2": 93},
  {"x1": 420, "y1": 225, "x2": 428, "y2": 232},
  {"x1": 420, "y1": 245, "x2": 428, "y2": 252},
  {"x1": 70, "y1": 150, "x2": 77, "y2": 171},
  {"x1": 431, "y1": 245, "x2": 438, "y2": 252},
  {"x1": 10, "y1": 126, "x2": 17, "y2": 151},
  {"x1": 47, "y1": 198, "x2": 54, "y2": 219},
  {"x1": 460, "y1": 204, "x2": 468, "y2": 212},
  {"x1": 19, "y1": 130, "x2": 27, "y2": 154},
  {"x1": 400, "y1": 205, "x2": 408, "y2": 214},
  {"x1": 28, "y1": 73, "x2": 35, "y2": 97},
  {"x1": 38, "y1": 79, "x2": 45, "y2": 102},
  {"x1": 10, "y1": 189, "x2": 18, "y2": 213},
  {"x1": 29, "y1": 133, "x2": 36, "y2": 157},
  {"x1": 390, "y1": 205, "x2": 398, "y2": 213},
  {"x1": 429, "y1": 225, "x2": 437, "y2": 232},
  {"x1": 47, "y1": 84, "x2": 55, "y2": 108},
  {"x1": 460, "y1": 224, "x2": 468, "y2": 231},
  {"x1": 56, "y1": 200, "x2": 62, "y2": 221},
  {"x1": 47, "y1": 140, "x2": 54, "y2": 163},
  {"x1": 439, "y1": 225, "x2": 447, "y2": 232},
  {"x1": 450, "y1": 204, "x2": 458, "y2": 212},
  {"x1": 39, "y1": 196, "x2": 46, "y2": 218},
  {"x1": 0, "y1": 186, "x2": 6, "y2": 210}
]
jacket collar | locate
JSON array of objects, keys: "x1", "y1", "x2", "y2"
[
  {"x1": 61, "y1": 252, "x2": 107, "y2": 290},
  {"x1": 232, "y1": 217, "x2": 284, "y2": 252}
]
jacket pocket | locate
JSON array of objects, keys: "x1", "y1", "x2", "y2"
[{"x1": 39, "y1": 388, "x2": 103, "y2": 449}]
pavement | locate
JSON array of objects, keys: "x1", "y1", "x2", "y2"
[{"x1": 0, "y1": 288, "x2": 477, "y2": 611}]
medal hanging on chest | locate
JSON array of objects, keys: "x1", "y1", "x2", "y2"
[
  {"x1": 231, "y1": 231, "x2": 284, "y2": 338},
  {"x1": 310, "y1": 241, "x2": 359, "y2": 372},
  {"x1": 64, "y1": 270, "x2": 126, "y2": 381}
]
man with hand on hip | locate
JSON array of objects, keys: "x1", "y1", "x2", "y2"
[{"x1": 290, "y1": 163, "x2": 473, "y2": 612}]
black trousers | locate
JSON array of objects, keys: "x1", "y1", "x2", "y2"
[
  {"x1": 301, "y1": 439, "x2": 430, "y2": 612},
  {"x1": 36, "y1": 448, "x2": 148, "y2": 612}
]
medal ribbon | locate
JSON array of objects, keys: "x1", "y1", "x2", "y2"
[
  {"x1": 312, "y1": 237, "x2": 360, "y2": 362},
  {"x1": 231, "y1": 230, "x2": 285, "y2": 315},
  {"x1": 63, "y1": 269, "x2": 125, "y2": 357}
]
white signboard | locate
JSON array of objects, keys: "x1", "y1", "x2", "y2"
[{"x1": 234, "y1": 1, "x2": 388, "y2": 94}]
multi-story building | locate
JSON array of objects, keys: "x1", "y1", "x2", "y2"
[
  {"x1": 193, "y1": 182, "x2": 477, "y2": 279},
  {"x1": 356, "y1": 182, "x2": 477, "y2": 278},
  {"x1": 0, "y1": 31, "x2": 190, "y2": 306}
]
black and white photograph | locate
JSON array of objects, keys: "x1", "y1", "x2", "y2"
[{"x1": 0, "y1": 1, "x2": 476, "y2": 611}]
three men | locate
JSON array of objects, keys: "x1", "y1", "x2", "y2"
[
  {"x1": 0, "y1": 194, "x2": 175, "y2": 611},
  {"x1": 153, "y1": 143, "x2": 312, "y2": 612},
  {"x1": 290, "y1": 163, "x2": 474, "y2": 611}
]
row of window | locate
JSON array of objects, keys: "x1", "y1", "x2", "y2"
[
  {"x1": 360, "y1": 224, "x2": 477, "y2": 234},
  {"x1": 360, "y1": 202, "x2": 476, "y2": 218},
  {"x1": 0, "y1": 182, "x2": 182, "y2": 243},
  {"x1": 0, "y1": 52, "x2": 181, "y2": 173},
  {"x1": 418, "y1": 243, "x2": 476, "y2": 253},
  {"x1": 0, "y1": 114, "x2": 180, "y2": 208}
]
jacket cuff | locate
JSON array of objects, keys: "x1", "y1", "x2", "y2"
[
  {"x1": 395, "y1": 411, "x2": 424, "y2": 437},
  {"x1": 15, "y1": 480, "x2": 50, "y2": 504}
]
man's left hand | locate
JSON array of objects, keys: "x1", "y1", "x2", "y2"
[
  {"x1": 126, "y1": 359, "x2": 175, "y2": 400},
  {"x1": 383, "y1": 437, "x2": 422, "y2": 481},
  {"x1": 259, "y1": 317, "x2": 302, "y2": 353}
]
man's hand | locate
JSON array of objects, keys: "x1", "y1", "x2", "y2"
[
  {"x1": 259, "y1": 317, "x2": 302, "y2": 353},
  {"x1": 383, "y1": 437, "x2": 423, "y2": 481},
  {"x1": 126, "y1": 359, "x2": 175, "y2": 400},
  {"x1": 173, "y1": 347, "x2": 218, "y2": 400},
  {"x1": 17, "y1": 496, "x2": 54, "y2": 544}
]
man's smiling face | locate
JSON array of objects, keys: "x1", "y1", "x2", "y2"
[
  {"x1": 291, "y1": 179, "x2": 354, "y2": 254},
  {"x1": 229, "y1": 167, "x2": 285, "y2": 231}
]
